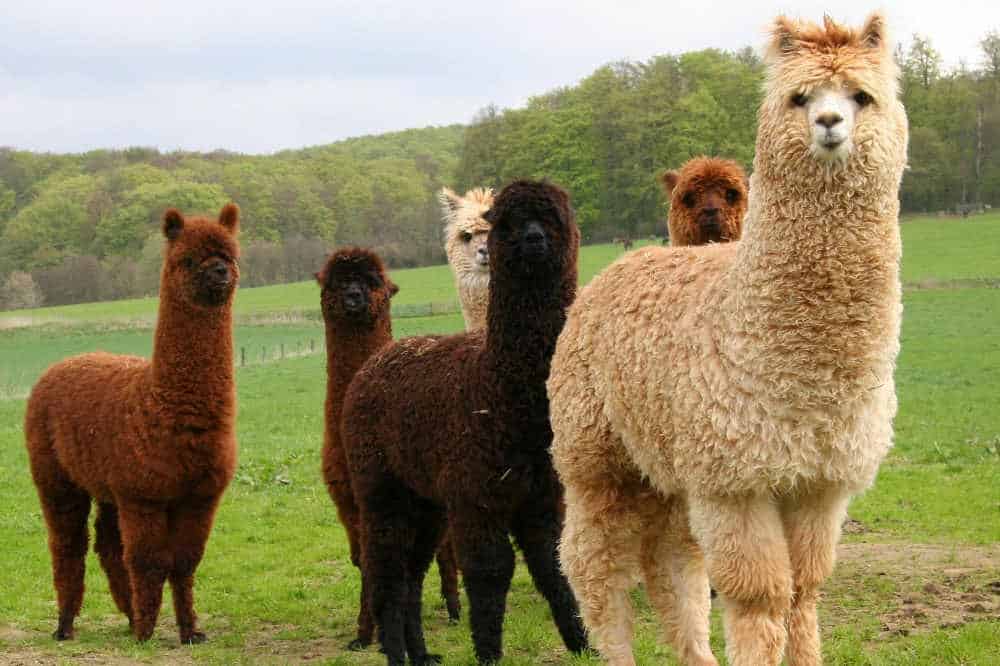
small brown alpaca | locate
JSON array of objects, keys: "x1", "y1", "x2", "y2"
[
  {"x1": 660, "y1": 157, "x2": 748, "y2": 246},
  {"x1": 25, "y1": 204, "x2": 241, "y2": 644},
  {"x1": 316, "y1": 247, "x2": 460, "y2": 648}
]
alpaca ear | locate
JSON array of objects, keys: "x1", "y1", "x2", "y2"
[
  {"x1": 660, "y1": 171, "x2": 679, "y2": 196},
  {"x1": 314, "y1": 271, "x2": 324, "y2": 286},
  {"x1": 163, "y1": 208, "x2": 184, "y2": 240},
  {"x1": 388, "y1": 280, "x2": 400, "y2": 297},
  {"x1": 438, "y1": 187, "x2": 462, "y2": 217},
  {"x1": 860, "y1": 12, "x2": 887, "y2": 50},
  {"x1": 218, "y1": 203, "x2": 240, "y2": 233},
  {"x1": 768, "y1": 15, "x2": 800, "y2": 59}
]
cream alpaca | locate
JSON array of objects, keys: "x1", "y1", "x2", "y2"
[
  {"x1": 439, "y1": 187, "x2": 494, "y2": 330},
  {"x1": 548, "y1": 13, "x2": 907, "y2": 666}
]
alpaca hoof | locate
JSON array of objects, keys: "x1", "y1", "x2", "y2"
[
  {"x1": 346, "y1": 637, "x2": 370, "y2": 651},
  {"x1": 447, "y1": 615, "x2": 460, "y2": 625},
  {"x1": 415, "y1": 654, "x2": 443, "y2": 665},
  {"x1": 52, "y1": 627, "x2": 74, "y2": 641},
  {"x1": 182, "y1": 631, "x2": 207, "y2": 645}
]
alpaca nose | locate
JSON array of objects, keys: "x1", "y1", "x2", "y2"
[
  {"x1": 702, "y1": 206, "x2": 719, "y2": 218},
  {"x1": 344, "y1": 284, "x2": 365, "y2": 310},
  {"x1": 524, "y1": 223, "x2": 546, "y2": 246},
  {"x1": 477, "y1": 246, "x2": 488, "y2": 258},
  {"x1": 816, "y1": 112, "x2": 843, "y2": 129}
]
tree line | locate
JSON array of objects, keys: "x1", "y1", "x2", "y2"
[{"x1": 2, "y1": 32, "x2": 998, "y2": 309}]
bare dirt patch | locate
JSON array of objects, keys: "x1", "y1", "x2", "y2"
[{"x1": 830, "y1": 539, "x2": 1000, "y2": 639}]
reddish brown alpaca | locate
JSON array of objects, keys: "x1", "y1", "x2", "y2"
[
  {"x1": 25, "y1": 204, "x2": 241, "y2": 644},
  {"x1": 318, "y1": 248, "x2": 461, "y2": 649},
  {"x1": 661, "y1": 156, "x2": 748, "y2": 246}
]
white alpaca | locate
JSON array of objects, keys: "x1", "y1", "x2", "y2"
[
  {"x1": 548, "y1": 13, "x2": 908, "y2": 666},
  {"x1": 439, "y1": 187, "x2": 494, "y2": 331}
]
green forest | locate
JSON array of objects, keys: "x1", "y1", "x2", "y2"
[{"x1": 2, "y1": 32, "x2": 998, "y2": 309}]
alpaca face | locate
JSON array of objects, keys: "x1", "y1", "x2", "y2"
[
  {"x1": 760, "y1": 13, "x2": 907, "y2": 178},
  {"x1": 661, "y1": 157, "x2": 747, "y2": 245},
  {"x1": 317, "y1": 249, "x2": 398, "y2": 327},
  {"x1": 161, "y1": 204, "x2": 241, "y2": 309},
  {"x1": 797, "y1": 85, "x2": 865, "y2": 163},
  {"x1": 485, "y1": 181, "x2": 577, "y2": 281},
  {"x1": 440, "y1": 187, "x2": 494, "y2": 282}
]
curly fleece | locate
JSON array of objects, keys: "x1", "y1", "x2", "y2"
[
  {"x1": 342, "y1": 180, "x2": 588, "y2": 665},
  {"x1": 549, "y1": 13, "x2": 908, "y2": 666},
  {"x1": 25, "y1": 204, "x2": 241, "y2": 644}
]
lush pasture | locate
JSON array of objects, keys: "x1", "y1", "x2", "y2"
[{"x1": 0, "y1": 216, "x2": 998, "y2": 664}]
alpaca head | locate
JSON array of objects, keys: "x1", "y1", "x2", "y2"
[
  {"x1": 484, "y1": 180, "x2": 578, "y2": 285},
  {"x1": 161, "y1": 203, "x2": 241, "y2": 308},
  {"x1": 316, "y1": 247, "x2": 398, "y2": 329},
  {"x1": 759, "y1": 12, "x2": 907, "y2": 178},
  {"x1": 661, "y1": 157, "x2": 748, "y2": 245},
  {"x1": 440, "y1": 187, "x2": 494, "y2": 283}
]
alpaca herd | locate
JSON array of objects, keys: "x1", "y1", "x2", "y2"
[{"x1": 24, "y1": 13, "x2": 908, "y2": 666}]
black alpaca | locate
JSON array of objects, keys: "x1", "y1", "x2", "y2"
[{"x1": 341, "y1": 180, "x2": 588, "y2": 665}]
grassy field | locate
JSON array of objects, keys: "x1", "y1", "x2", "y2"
[{"x1": 0, "y1": 214, "x2": 998, "y2": 664}]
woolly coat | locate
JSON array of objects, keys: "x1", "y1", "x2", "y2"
[{"x1": 549, "y1": 15, "x2": 908, "y2": 506}]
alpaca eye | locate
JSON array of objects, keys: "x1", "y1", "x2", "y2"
[
  {"x1": 181, "y1": 256, "x2": 196, "y2": 269},
  {"x1": 853, "y1": 91, "x2": 873, "y2": 107},
  {"x1": 726, "y1": 189, "x2": 740, "y2": 204},
  {"x1": 461, "y1": 232, "x2": 473, "y2": 243},
  {"x1": 791, "y1": 93, "x2": 808, "y2": 107},
  {"x1": 682, "y1": 193, "x2": 696, "y2": 208}
]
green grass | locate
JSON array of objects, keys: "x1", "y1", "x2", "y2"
[{"x1": 1, "y1": 216, "x2": 998, "y2": 663}]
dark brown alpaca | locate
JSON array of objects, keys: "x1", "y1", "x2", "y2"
[
  {"x1": 661, "y1": 156, "x2": 748, "y2": 246},
  {"x1": 24, "y1": 204, "x2": 241, "y2": 644},
  {"x1": 342, "y1": 180, "x2": 588, "y2": 665},
  {"x1": 317, "y1": 247, "x2": 460, "y2": 648}
]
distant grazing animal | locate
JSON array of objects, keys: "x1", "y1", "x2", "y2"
[
  {"x1": 660, "y1": 157, "x2": 748, "y2": 246},
  {"x1": 549, "y1": 12, "x2": 907, "y2": 666},
  {"x1": 440, "y1": 187, "x2": 494, "y2": 331},
  {"x1": 25, "y1": 204, "x2": 242, "y2": 644},
  {"x1": 342, "y1": 180, "x2": 589, "y2": 665}
]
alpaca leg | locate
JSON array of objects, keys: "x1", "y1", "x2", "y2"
[
  {"x1": 327, "y1": 477, "x2": 363, "y2": 568},
  {"x1": 511, "y1": 497, "x2": 588, "y2": 654},
  {"x1": 688, "y1": 494, "x2": 792, "y2": 666},
  {"x1": 40, "y1": 488, "x2": 91, "y2": 640},
  {"x1": 348, "y1": 569, "x2": 376, "y2": 650},
  {"x1": 403, "y1": 505, "x2": 446, "y2": 665},
  {"x1": 639, "y1": 499, "x2": 716, "y2": 666},
  {"x1": 435, "y1": 533, "x2": 461, "y2": 622},
  {"x1": 167, "y1": 499, "x2": 220, "y2": 644},
  {"x1": 118, "y1": 502, "x2": 172, "y2": 641},
  {"x1": 450, "y1": 512, "x2": 515, "y2": 665},
  {"x1": 781, "y1": 487, "x2": 850, "y2": 666},
  {"x1": 558, "y1": 486, "x2": 646, "y2": 666},
  {"x1": 360, "y1": 479, "x2": 415, "y2": 666},
  {"x1": 94, "y1": 502, "x2": 133, "y2": 626}
]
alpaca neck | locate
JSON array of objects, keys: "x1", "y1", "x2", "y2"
[
  {"x1": 483, "y1": 267, "x2": 574, "y2": 397},
  {"x1": 150, "y1": 293, "x2": 234, "y2": 413},
  {"x1": 726, "y1": 167, "x2": 902, "y2": 394},
  {"x1": 324, "y1": 316, "x2": 392, "y2": 409}
]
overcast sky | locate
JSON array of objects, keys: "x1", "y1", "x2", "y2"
[{"x1": 1, "y1": 1, "x2": 996, "y2": 154}]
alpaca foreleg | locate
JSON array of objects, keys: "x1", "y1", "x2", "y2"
[
  {"x1": 451, "y1": 514, "x2": 515, "y2": 665},
  {"x1": 781, "y1": 487, "x2": 850, "y2": 666},
  {"x1": 167, "y1": 498, "x2": 219, "y2": 644},
  {"x1": 403, "y1": 506, "x2": 446, "y2": 665},
  {"x1": 639, "y1": 498, "x2": 716, "y2": 666},
  {"x1": 40, "y1": 488, "x2": 91, "y2": 640},
  {"x1": 435, "y1": 533, "x2": 461, "y2": 622},
  {"x1": 119, "y1": 502, "x2": 172, "y2": 641},
  {"x1": 94, "y1": 502, "x2": 133, "y2": 626},
  {"x1": 558, "y1": 487, "x2": 645, "y2": 666},
  {"x1": 360, "y1": 480, "x2": 414, "y2": 666},
  {"x1": 689, "y1": 494, "x2": 792, "y2": 666},
  {"x1": 512, "y1": 498, "x2": 588, "y2": 654}
]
